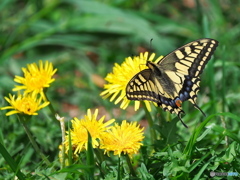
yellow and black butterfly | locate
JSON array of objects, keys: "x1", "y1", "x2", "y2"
[{"x1": 126, "y1": 38, "x2": 218, "y2": 128}]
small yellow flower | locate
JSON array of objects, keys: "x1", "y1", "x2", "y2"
[
  {"x1": 64, "y1": 109, "x2": 115, "y2": 154},
  {"x1": 100, "y1": 120, "x2": 144, "y2": 158},
  {"x1": 100, "y1": 52, "x2": 163, "y2": 112},
  {"x1": 13, "y1": 60, "x2": 57, "y2": 98},
  {"x1": 1, "y1": 92, "x2": 50, "y2": 116}
]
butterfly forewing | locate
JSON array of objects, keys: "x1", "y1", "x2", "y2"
[
  {"x1": 126, "y1": 38, "x2": 218, "y2": 127},
  {"x1": 126, "y1": 69, "x2": 160, "y2": 102},
  {"x1": 159, "y1": 39, "x2": 218, "y2": 77}
]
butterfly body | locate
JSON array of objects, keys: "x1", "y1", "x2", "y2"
[
  {"x1": 126, "y1": 38, "x2": 218, "y2": 127},
  {"x1": 147, "y1": 61, "x2": 178, "y2": 98}
]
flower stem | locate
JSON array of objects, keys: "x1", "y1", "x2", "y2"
[
  {"x1": 44, "y1": 93, "x2": 57, "y2": 120},
  {"x1": 56, "y1": 114, "x2": 66, "y2": 168},
  {"x1": 18, "y1": 115, "x2": 51, "y2": 166},
  {"x1": 125, "y1": 155, "x2": 136, "y2": 177},
  {"x1": 117, "y1": 157, "x2": 121, "y2": 180}
]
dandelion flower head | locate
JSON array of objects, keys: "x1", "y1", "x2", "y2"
[
  {"x1": 1, "y1": 92, "x2": 50, "y2": 116},
  {"x1": 64, "y1": 109, "x2": 115, "y2": 154},
  {"x1": 100, "y1": 120, "x2": 144, "y2": 158},
  {"x1": 100, "y1": 52, "x2": 163, "y2": 112},
  {"x1": 13, "y1": 60, "x2": 57, "y2": 98}
]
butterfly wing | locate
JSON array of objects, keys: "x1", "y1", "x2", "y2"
[
  {"x1": 158, "y1": 38, "x2": 218, "y2": 77},
  {"x1": 126, "y1": 69, "x2": 165, "y2": 103}
]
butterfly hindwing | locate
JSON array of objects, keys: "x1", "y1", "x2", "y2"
[
  {"x1": 126, "y1": 38, "x2": 218, "y2": 127},
  {"x1": 126, "y1": 68, "x2": 185, "y2": 116}
]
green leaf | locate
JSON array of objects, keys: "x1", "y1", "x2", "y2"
[
  {"x1": 0, "y1": 143, "x2": 26, "y2": 180},
  {"x1": 86, "y1": 131, "x2": 95, "y2": 180}
]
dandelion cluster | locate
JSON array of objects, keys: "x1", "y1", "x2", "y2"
[
  {"x1": 61, "y1": 52, "x2": 167, "y2": 160},
  {"x1": 1, "y1": 60, "x2": 57, "y2": 116},
  {"x1": 1, "y1": 52, "x2": 151, "y2": 167},
  {"x1": 62, "y1": 109, "x2": 144, "y2": 159}
]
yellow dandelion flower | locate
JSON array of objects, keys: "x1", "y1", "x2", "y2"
[
  {"x1": 100, "y1": 52, "x2": 163, "y2": 112},
  {"x1": 64, "y1": 109, "x2": 115, "y2": 154},
  {"x1": 13, "y1": 60, "x2": 57, "y2": 98},
  {"x1": 1, "y1": 92, "x2": 50, "y2": 116},
  {"x1": 100, "y1": 120, "x2": 144, "y2": 158}
]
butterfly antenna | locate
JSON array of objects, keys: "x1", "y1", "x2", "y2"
[{"x1": 149, "y1": 38, "x2": 153, "y2": 51}]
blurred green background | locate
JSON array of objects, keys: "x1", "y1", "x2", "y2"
[{"x1": 1, "y1": 0, "x2": 240, "y2": 179}]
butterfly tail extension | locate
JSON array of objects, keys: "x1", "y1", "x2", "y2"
[
  {"x1": 173, "y1": 105, "x2": 188, "y2": 128},
  {"x1": 193, "y1": 103, "x2": 206, "y2": 117},
  {"x1": 177, "y1": 112, "x2": 188, "y2": 128},
  {"x1": 158, "y1": 101, "x2": 188, "y2": 128},
  {"x1": 188, "y1": 87, "x2": 206, "y2": 117}
]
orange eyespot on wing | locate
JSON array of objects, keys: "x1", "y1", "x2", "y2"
[{"x1": 175, "y1": 99, "x2": 182, "y2": 107}]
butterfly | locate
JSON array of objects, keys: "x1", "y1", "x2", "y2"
[{"x1": 126, "y1": 38, "x2": 218, "y2": 128}]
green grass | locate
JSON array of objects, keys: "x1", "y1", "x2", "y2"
[{"x1": 1, "y1": 0, "x2": 240, "y2": 179}]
